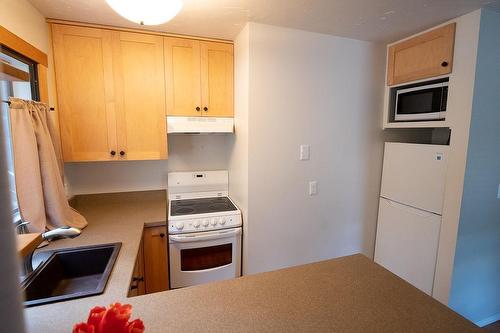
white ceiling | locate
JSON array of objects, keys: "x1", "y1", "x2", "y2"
[{"x1": 29, "y1": 0, "x2": 500, "y2": 42}]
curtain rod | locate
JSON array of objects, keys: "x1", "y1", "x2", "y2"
[{"x1": 1, "y1": 100, "x2": 55, "y2": 111}]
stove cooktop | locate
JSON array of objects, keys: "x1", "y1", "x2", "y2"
[{"x1": 170, "y1": 197, "x2": 238, "y2": 216}]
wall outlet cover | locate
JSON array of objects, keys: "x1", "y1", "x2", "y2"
[
  {"x1": 300, "y1": 145, "x2": 310, "y2": 161},
  {"x1": 309, "y1": 181, "x2": 318, "y2": 195}
]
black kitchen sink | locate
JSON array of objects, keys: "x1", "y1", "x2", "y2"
[{"x1": 22, "y1": 243, "x2": 121, "y2": 307}]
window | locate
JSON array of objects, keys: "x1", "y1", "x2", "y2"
[{"x1": 0, "y1": 47, "x2": 40, "y2": 224}]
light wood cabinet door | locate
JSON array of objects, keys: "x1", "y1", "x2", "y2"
[
  {"x1": 129, "y1": 238, "x2": 145, "y2": 297},
  {"x1": 52, "y1": 25, "x2": 117, "y2": 161},
  {"x1": 200, "y1": 41, "x2": 234, "y2": 117},
  {"x1": 164, "y1": 37, "x2": 201, "y2": 117},
  {"x1": 112, "y1": 31, "x2": 167, "y2": 160},
  {"x1": 143, "y1": 226, "x2": 169, "y2": 293},
  {"x1": 387, "y1": 23, "x2": 455, "y2": 86}
]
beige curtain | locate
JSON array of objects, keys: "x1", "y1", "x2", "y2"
[{"x1": 8, "y1": 97, "x2": 87, "y2": 233}]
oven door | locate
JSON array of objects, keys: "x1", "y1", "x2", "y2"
[
  {"x1": 169, "y1": 227, "x2": 242, "y2": 289},
  {"x1": 395, "y1": 82, "x2": 448, "y2": 121}
]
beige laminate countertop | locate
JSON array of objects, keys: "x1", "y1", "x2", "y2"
[{"x1": 25, "y1": 191, "x2": 480, "y2": 332}]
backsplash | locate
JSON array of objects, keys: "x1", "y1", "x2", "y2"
[{"x1": 64, "y1": 134, "x2": 231, "y2": 196}]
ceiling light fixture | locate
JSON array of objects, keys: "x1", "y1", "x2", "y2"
[{"x1": 105, "y1": 0, "x2": 183, "y2": 26}]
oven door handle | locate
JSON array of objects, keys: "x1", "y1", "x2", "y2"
[{"x1": 169, "y1": 228, "x2": 241, "y2": 243}]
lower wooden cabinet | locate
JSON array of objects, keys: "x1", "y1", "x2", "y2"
[
  {"x1": 143, "y1": 226, "x2": 169, "y2": 293},
  {"x1": 128, "y1": 238, "x2": 146, "y2": 297},
  {"x1": 129, "y1": 225, "x2": 169, "y2": 296}
]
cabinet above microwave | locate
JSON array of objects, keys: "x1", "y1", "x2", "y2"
[{"x1": 387, "y1": 23, "x2": 455, "y2": 86}]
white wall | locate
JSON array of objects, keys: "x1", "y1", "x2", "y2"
[
  {"x1": 449, "y1": 8, "x2": 500, "y2": 326},
  {"x1": 231, "y1": 23, "x2": 386, "y2": 275},
  {"x1": 228, "y1": 24, "x2": 249, "y2": 270},
  {"x1": 432, "y1": 10, "x2": 482, "y2": 304},
  {"x1": 65, "y1": 134, "x2": 231, "y2": 195},
  {"x1": 0, "y1": 0, "x2": 48, "y2": 53}
]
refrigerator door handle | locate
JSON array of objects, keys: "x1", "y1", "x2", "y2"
[{"x1": 384, "y1": 198, "x2": 437, "y2": 218}]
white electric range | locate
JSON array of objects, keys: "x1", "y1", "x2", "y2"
[{"x1": 167, "y1": 170, "x2": 242, "y2": 289}]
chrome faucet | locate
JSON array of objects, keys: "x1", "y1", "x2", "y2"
[{"x1": 21, "y1": 226, "x2": 81, "y2": 276}]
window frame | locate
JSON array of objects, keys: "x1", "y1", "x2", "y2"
[
  {"x1": 1, "y1": 46, "x2": 41, "y2": 226},
  {"x1": 1, "y1": 46, "x2": 40, "y2": 101}
]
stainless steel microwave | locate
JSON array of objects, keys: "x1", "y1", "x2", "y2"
[{"x1": 395, "y1": 81, "x2": 448, "y2": 121}]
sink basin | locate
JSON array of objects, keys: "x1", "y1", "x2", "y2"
[{"x1": 22, "y1": 243, "x2": 121, "y2": 307}]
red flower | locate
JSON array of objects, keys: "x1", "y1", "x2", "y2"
[
  {"x1": 73, "y1": 322, "x2": 95, "y2": 333},
  {"x1": 126, "y1": 319, "x2": 145, "y2": 333},
  {"x1": 74, "y1": 303, "x2": 144, "y2": 333},
  {"x1": 87, "y1": 306, "x2": 106, "y2": 333},
  {"x1": 98, "y1": 303, "x2": 132, "y2": 333}
]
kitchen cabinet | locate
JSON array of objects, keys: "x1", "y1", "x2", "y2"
[
  {"x1": 200, "y1": 41, "x2": 234, "y2": 117},
  {"x1": 129, "y1": 238, "x2": 146, "y2": 297},
  {"x1": 164, "y1": 38, "x2": 201, "y2": 117},
  {"x1": 387, "y1": 23, "x2": 455, "y2": 86},
  {"x1": 143, "y1": 226, "x2": 169, "y2": 293},
  {"x1": 111, "y1": 31, "x2": 167, "y2": 160},
  {"x1": 52, "y1": 25, "x2": 117, "y2": 161},
  {"x1": 51, "y1": 24, "x2": 168, "y2": 162},
  {"x1": 165, "y1": 38, "x2": 233, "y2": 117}
]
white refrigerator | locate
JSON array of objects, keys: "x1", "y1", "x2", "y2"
[{"x1": 374, "y1": 143, "x2": 448, "y2": 295}]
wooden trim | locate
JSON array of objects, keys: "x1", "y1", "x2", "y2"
[
  {"x1": 0, "y1": 25, "x2": 48, "y2": 66},
  {"x1": 17, "y1": 233, "x2": 42, "y2": 258},
  {"x1": 46, "y1": 19, "x2": 233, "y2": 44},
  {"x1": 386, "y1": 47, "x2": 395, "y2": 86},
  {"x1": 37, "y1": 65, "x2": 49, "y2": 103},
  {"x1": 0, "y1": 61, "x2": 30, "y2": 81}
]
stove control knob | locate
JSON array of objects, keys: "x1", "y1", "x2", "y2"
[
  {"x1": 175, "y1": 222, "x2": 184, "y2": 230},
  {"x1": 202, "y1": 219, "x2": 209, "y2": 227},
  {"x1": 211, "y1": 219, "x2": 218, "y2": 226},
  {"x1": 193, "y1": 220, "x2": 201, "y2": 228},
  {"x1": 220, "y1": 218, "x2": 227, "y2": 225}
]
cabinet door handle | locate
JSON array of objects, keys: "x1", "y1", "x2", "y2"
[
  {"x1": 133, "y1": 276, "x2": 144, "y2": 282},
  {"x1": 160, "y1": 233, "x2": 165, "y2": 238},
  {"x1": 203, "y1": 107, "x2": 208, "y2": 112},
  {"x1": 130, "y1": 283, "x2": 138, "y2": 290},
  {"x1": 441, "y1": 61, "x2": 449, "y2": 67},
  {"x1": 196, "y1": 107, "x2": 201, "y2": 112},
  {"x1": 119, "y1": 151, "x2": 125, "y2": 156},
  {"x1": 110, "y1": 150, "x2": 116, "y2": 156}
]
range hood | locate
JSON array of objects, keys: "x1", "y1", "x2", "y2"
[{"x1": 167, "y1": 116, "x2": 234, "y2": 134}]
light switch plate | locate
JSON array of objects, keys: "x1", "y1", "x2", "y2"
[
  {"x1": 309, "y1": 181, "x2": 318, "y2": 195},
  {"x1": 300, "y1": 145, "x2": 310, "y2": 161}
]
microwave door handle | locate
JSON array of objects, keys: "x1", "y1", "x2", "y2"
[
  {"x1": 169, "y1": 228, "x2": 241, "y2": 243},
  {"x1": 396, "y1": 82, "x2": 448, "y2": 95}
]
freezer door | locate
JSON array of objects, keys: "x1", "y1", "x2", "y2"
[
  {"x1": 374, "y1": 197, "x2": 441, "y2": 295},
  {"x1": 381, "y1": 142, "x2": 448, "y2": 214}
]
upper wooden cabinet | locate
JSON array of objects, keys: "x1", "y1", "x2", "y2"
[
  {"x1": 52, "y1": 25, "x2": 117, "y2": 161},
  {"x1": 165, "y1": 38, "x2": 233, "y2": 117},
  {"x1": 387, "y1": 23, "x2": 455, "y2": 86},
  {"x1": 111, "y1": 31, "x2": 167, "y2": 160},
  {"x1": 52, "y1": 23, "x2": 234, "y2": 162},
  {"x1": 164, "y1": 38, "x2": 201, "y2": 117},
  {"x1": 201, "y1": 41, "x2": 234, "y2": 117},
  {"x1": 51, "y1": 24, "x2": 168, "y2": 162}
]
